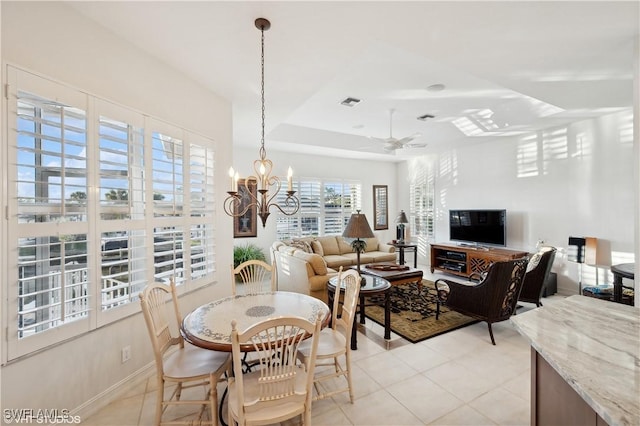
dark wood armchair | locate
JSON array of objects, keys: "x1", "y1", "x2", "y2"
[
  {"x1": 518, "y1": 246, "x2": 556, "y2": 307},
  {"x1": 434, "y1": 258, "x2": 528, "y2": 345}
]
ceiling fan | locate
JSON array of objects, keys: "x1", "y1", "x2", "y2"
[{"x1": 370, "y1": 109, "x2": 427, "y2": 153}]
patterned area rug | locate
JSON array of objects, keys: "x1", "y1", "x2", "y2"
[{"x1": 364, "y1": 280, "x2": 478, "y2": 343}]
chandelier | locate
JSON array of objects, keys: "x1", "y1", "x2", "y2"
[{"x1": 224, "y1": 18, "x2": 299, "y2": 227}]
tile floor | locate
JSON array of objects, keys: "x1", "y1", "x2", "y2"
[{"x1": 81, "y1": 269, "x2": 564, "y2": 426}]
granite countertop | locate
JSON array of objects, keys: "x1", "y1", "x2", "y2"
[{"x1": 511, "y1": 295, "x2": 639, "y2": 426}]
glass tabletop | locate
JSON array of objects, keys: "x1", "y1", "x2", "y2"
[{"x1": 328, "y1": 273, "x2": 390, "y2": 292}]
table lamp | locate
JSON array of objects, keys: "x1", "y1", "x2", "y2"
[
  {"x1": 343, "y1": 210, "x2": 375, "y2": 285},
  {"x1": 395, "y1": 210, "x2": 409, "y2": 243}
]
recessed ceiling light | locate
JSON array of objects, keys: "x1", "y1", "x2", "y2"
[
  {"x1": 427, "y1": 83, "x2": 446, "y2": 92},
  {"x1": 340, "y1": 97, "x2": 362, "y2": 107},
  {"x1": 417, "y1": 114, "x2": 435, "y2": 121}
]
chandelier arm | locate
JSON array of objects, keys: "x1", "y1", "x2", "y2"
[
  {"x1": 223, "y1": 194, "x2": 257, "y2": 218},
  {"x1": 268, "y1": 194, "x2": 300, "y2": 216}
]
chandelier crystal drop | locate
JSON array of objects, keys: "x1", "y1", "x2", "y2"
[{"x1": 224, "y1": 18, "x2": 299, "y2": 227}]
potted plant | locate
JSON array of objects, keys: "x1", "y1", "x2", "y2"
[{"x1": 233, "y1": 243, "x2": 267, "y2": 269}]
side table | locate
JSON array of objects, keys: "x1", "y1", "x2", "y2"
[
  {"x1": 611, "y1": 263, "x2": 634, "y2": 303},
  {"x1": 328, "y1": 274, "x2": 391, "y2": 350},
  {"x1": 389, "y1": 242, "x2": 418, "y2": 268}
]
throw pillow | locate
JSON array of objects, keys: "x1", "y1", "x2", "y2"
[
  {"x1": 317, "y1": 236, "x2": 340, "y2": 256},
  {"x1": 310, "y1": 239, "x2": 324, "y2": 256},
  {"x1": 526, "y1": 252, "x2": 542, "y2": 273},
  {"x1": 293, "y1": 251, "x2": 328, "y2": 275},
  {"x1": 291, "y1": 239, "x2": 313, "y2": 253}
]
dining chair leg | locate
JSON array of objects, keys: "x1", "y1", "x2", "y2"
[
  {"x1": 345, "y1": 351, "x2": 355, "y2": 403},
  {"x1": 209, "y1": 375, "x2": 218, "y2": 426},
  {"x1": 304, "y1": 404, "x2": 312, "y2": 425},
  {"x1": 155, "y1": 378, "x2": 164, "y2": 426}
]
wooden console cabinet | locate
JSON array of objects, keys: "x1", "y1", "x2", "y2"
[{"x1": 430, "y1": 243, "x2": 529, "y2": 278}]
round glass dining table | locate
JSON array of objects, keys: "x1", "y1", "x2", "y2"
[{"x1": 181, "y1": 291, "x2": 330, "y2": 352}]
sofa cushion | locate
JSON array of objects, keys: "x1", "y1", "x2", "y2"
[
  {"x1": 292, "y1": 250, "x2": 328, "y2": 275},
  {"x1": 363, "y1": 237, "x2": 379, "y2": 252},
  {"x1": 323, "y1": 254, "x2": 354, "y2": 269},
  {"x1": 310, "y1": 239, "x2": 324, "y2": 256},
  {"x1": 317, "y1": 236, "x2": 340, "y2": 256},
  {"x1": 348, "y1": 252, "x2": 375, "y2": 264},
  {"x1": 337, "y1": 237, "x2": 353, "y2": 255},
  {"x1": 370, "y1": 252, "x2": 398, "y2": 263}
]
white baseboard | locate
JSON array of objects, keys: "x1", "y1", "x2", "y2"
[{"x1": 71, "y1": 361, "x2": 155, "y2": 421}]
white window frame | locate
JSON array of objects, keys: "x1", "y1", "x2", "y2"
[
  {"x1": 4, "y1": 66, "x2": 217, "y2": 360},
  {"x1": 276, "y1": 177, "x2": 361, "y2": 240},
  {"x1": 409, "y1": 158, "x2": 436, "y2": 246}
]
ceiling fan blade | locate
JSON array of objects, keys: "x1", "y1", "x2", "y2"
[
  {"x1": 396, "y1": 136, "x2": 415, "y2": 145},
  {"x1": 406, "y1": 142, "x2": 428, "y2": 148},
  {"x1": 369, "y1": 136, "x2": 393, "y2": 145}
]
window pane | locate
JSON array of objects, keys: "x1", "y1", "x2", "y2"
[
  {"x1": 189, "y1": 144, "x2": 215, "y2": 218},
  {"x1": 17, "y1": 234, "x2": 89, "y2": 338},
  {"x1": 154, "y1": 226, "x2": 184, "y2": 283},
  {"x1": 410, "y1": 162, "x2": 435, "y2": 240},
  {"x1": 190, "y1": 224, "x2": 215, "y2": 280},
  {"x1": 16, "y1": 91, "x2": 88, "y2": 223},
  {"x1": 100, "y1": 231, "x2": 147, "y2": 310},
  {"x1": 99, "y1": 116, "x2": 145, "y2": 220},
  {"x1": 276, "y1": 178, "x2": 361, "y2": 239},
  {"x1": 152, "y1": 132, "x2": 183, "y2": 217}
]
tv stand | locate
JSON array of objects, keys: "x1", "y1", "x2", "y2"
[
  {"x1": 457, "y1": 242, "x2": 490, "y2": 251},
  {"x1": 430, "y1": 243, "x2": 529, "y2": 278}
]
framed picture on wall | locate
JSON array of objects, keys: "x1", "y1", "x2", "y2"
[
  {"x1": 373, "y1": 185, "x2": 388, "y2": 230},
  {"x1": 234, "y1": 178, "x2": 258, "y2": 238}
]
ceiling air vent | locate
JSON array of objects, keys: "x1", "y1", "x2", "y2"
[
  {"x1": 340, "y1": 97, "x2": 361, "y2": 107},
  {"x1": 417, "y1": 114, "x2": 435, "y2": 121}
]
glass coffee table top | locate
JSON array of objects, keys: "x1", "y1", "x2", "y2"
[{"x1": 328, "y1": 273, "x2": 391, "y2": 292}]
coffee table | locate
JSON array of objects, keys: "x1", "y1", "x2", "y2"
[
  {"x1": 359, "y1": 263, "x2": 424, "y2": 290},
  {"x1": 359, "y1": 262, "x2": 426, "y2": 318}
]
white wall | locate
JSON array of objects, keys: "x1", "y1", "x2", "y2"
[
  {"x1": 1, "y1": 2, "x2": 235, "y2": 415},
  {"x1": 231, "y1": 147, "x2": 398, "y2": 254},
  {"x1": 399, "y1": 110, "x2": 635, "y2": 296}
]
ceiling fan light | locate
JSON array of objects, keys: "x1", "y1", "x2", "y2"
[{"x1": 427, "y1": 83, "x2": 446, "y2": 92}]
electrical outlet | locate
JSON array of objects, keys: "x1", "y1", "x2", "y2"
[{"x1": 121, "y1": 345, "x2": 131, "y2": 363}]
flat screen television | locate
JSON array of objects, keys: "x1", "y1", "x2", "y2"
[{"x1": 449, "y1": 209, "x2": 506, "y2": 247}]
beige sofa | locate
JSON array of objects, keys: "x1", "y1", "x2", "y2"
[{"x1": 271, "y1": 235, "x2": 396, "y2": 303}]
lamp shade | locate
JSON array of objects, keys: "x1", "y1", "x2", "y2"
[
  {"x1": 395, "y1": 210, "x2": 409, "y2": 224},
  {"x1": 343, "y1": 211, "x2": 375, "y2": 239}
]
